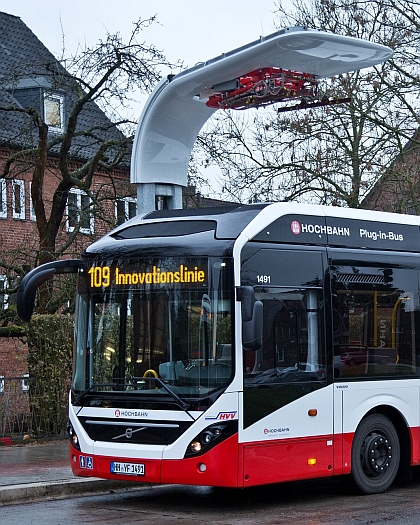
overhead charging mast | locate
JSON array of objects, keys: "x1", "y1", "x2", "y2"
[{"x1": 130, "y1": 26, "x2": 392, "y2": 214}]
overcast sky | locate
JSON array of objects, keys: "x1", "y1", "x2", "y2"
[{"x1": 2, "y1": 1, "x2": 283, "y2": 75}]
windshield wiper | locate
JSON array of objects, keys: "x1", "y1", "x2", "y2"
[
  {"x1": 136, "y1": 377, "x2": 191, "y2": 411},
  {"x1": 72, "y1": 383, "x2": 117, "y2": 405},
  {"x1": 73, "y1": 379, "x2": 191, "y2": 412}
]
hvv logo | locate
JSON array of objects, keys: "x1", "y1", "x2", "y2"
[{"x1": 205, "y1": 411, "x2": 237, "y2": 421}]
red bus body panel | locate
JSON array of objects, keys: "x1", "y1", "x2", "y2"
[{"x1": 70, "y1": 423, "x2": 420, "y2": 487}]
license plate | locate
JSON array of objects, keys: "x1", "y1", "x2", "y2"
[{"x1": 110, "y1": 461, "x2": 145, "y2": 476}]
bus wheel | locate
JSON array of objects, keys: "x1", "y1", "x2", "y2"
[{"x1": 351, "y1": 414, "x2": 400, "y2": 494}]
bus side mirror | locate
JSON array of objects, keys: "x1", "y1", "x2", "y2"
[
  {"x1": 17, "y1": 259, "x2": 81, "y2": 323},
  {"x1": 237, "y1": 286, "x2": 263, "y2": 351}
]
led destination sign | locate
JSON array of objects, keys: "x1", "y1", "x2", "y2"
[{"x1": 88, "y1": 264, "x2": 206, "y2": 289}]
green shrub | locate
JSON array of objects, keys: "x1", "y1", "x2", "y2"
[{"x1": 27, "y1": 314, "x2": 73, "y2": 436}]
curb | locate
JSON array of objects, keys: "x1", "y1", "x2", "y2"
[{"x1": 0, "y1": 478, "x2": 142, "y2": 506}]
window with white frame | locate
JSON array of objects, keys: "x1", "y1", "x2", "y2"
[
  {"x1": 12, "y1": 180, "x2": 25, "y2": 220},
  {"x1": 0, "y1": 275, "x2": 8, "y2": 311},
  {"x1": 115, "y1": 197, "x2": 136, "y2": 226},
  {"x1": 67, "y1": 188, "x2": 93, "y2": 234},
  {"x1": 29, "y1": 182, "x2": 36, "y2": 221},
  {"x1": 0, "y1": 179, "x2": 6, "y2": 219},
  {"x1": 44, "y1": 94, "x2": 64, "y2": 132},
  {"x1": 22, "y1": 374, "x2": 30, "y2": 392}
]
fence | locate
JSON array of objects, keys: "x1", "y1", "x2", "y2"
[{"x1": 0, "y1": 375, "x2": 69, "y2": 439}]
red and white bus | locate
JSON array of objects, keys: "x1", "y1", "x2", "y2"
[{"x1": 18, "y1": 202, "x2": 420, "y2": 494}]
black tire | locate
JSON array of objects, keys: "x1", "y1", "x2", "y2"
[{"x1": 351, "y1": 414, "x2": 400, "y2": 494}]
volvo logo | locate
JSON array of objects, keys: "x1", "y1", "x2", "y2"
[{"x1": 112, "y1": 425, "x2": 147, "y2": 440}]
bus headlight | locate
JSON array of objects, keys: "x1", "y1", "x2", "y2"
[
  {"x1": 200, "y1": 431, "x2": 213, "y2": 445},
  {"x1": 67, "y1": 421, "x2": 80, "y2": 451},
  {"x1": 185, "y1": 421, "x2": 237, "y2": 458},
  {"x1": 190, "y1": 440, "x2": 202, "y2": 453}
]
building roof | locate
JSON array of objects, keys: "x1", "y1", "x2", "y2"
[{"x1": 0, "y1": 12, "x2": 128, "y2": 163}]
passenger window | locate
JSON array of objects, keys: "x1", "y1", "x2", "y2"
[{"x1": 332, "y1": 265, "x2": 419, "y2": 379}]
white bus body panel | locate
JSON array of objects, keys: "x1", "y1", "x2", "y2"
[
  {"x1": 70, "y1": 392, "x2": 239, "y2": 461},
  {"x1": 239, "y1": 385, "x2": 333, "y2": 443},
  {"x1": 337, "y1": 379, "x2": 420, "y2": 434}
]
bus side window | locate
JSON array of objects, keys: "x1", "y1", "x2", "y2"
[{"x1": 332, "y1": 264, "x2": 418, "y2": 379}]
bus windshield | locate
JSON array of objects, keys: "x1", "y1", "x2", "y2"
[{"x1": 72, "y1": 257, "x2": 233, "y2": 403}]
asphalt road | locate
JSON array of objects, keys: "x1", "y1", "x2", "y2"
[{"x1": 3, "y1": 472, "x2": 420, "y2": 525}]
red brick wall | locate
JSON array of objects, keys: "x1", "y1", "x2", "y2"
[{"x1": 0, "y1": 338, "x2": 28, "y2": 379}]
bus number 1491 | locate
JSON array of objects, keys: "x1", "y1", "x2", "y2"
[{"x1": 257, "y1": 275, "x2": 271, "y2": 284}]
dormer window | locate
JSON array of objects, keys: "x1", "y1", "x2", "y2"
[{"x1": 44, "y1": 94, "x2": 64, "y2": 132}]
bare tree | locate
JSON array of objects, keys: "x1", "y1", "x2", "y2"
[
  {"x1": 5, "y1": 18, "x2": 179, "y2": 262},
  {"x1": 0, "y1": 16, "x2": 179, "y2": 331},
  {"x1": 196, "y1": 0, "x2": 420, "y2": 208}
]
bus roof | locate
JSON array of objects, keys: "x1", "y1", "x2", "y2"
[{"x1": 86, "y1": 203, "x2": 420, "y2": 256}]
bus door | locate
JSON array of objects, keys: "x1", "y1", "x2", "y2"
[
  {"x1": 239, "y1": 247, "x2": 333, "y2": 486},
  {"x1": 330, "y1": 252, "x2": 420, "y2": 473}
]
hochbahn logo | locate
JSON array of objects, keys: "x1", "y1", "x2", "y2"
[
  {"x1": 114, "y1": 409, "x2": 149, "y2": 418},
  {"x1": 290, "y1": 219, "x2": 405, "y2": 243},
  {"x1": 290, "y1": 220, "x2": 350, "y2": 237},
  {"x1": 264, "y1": 427, "x2": 290, "y2": 435}
]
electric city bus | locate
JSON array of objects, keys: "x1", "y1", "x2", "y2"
[
  {"x1": 17, "y1": 202, "x2": 420, "y2": 494},
  {"x1": 15, "y1": 25, "x2": 397, "y2": 495}
]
